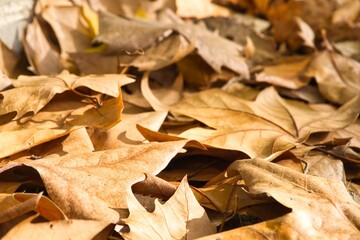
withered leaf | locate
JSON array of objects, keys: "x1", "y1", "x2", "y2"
[
  {"x1": 306, "y1": 50, "x2": 360, "y2": 104},
  {"x1": 2, "y1": 214, "x2": 112, "y2": 240},
  {"x1": 0, "y1": 140, "x2": 193, "y2": 222},
  {"x1": 95, "y1": 11, "x2": 249, "y2": 77},
  {"x1": 122, "y1": 176, "x2": 216, "y2": 239},
  {"x1": 0, "y1": 71, "x2": 133, "y2": 120},
  {"x1": 205, "y1": 158, "x2": 360, "y2": 239}
]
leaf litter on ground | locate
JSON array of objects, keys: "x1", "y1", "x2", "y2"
[{"x1": 0, "y1": 0, "x2": 359, "y2": 239}]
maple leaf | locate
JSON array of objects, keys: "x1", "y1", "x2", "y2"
[
  {"x1": 172, "y1": 87, "x2": 360, "y2": 138},
  {"x1": 0, "y1": 140, "x2": 198, "y2": 222},
  {"x1": 159, "y1": 87, "x2": 358, "y2": 158},
  {"x1": 200, "y1": 158, "x2": 360, "y2": 239},
  {"x1": 122, "y1": 176, "x2": 216, "y2": 240},
  {"x1": 1, "y1": 1, "x2": 360, "y2": 239},
  {"x1": 0, "y1": 71, "x2": 133, "y2": 120},
  {"x1": 94, "y1": 11, "x2": 249, "y2": 77},
  {"x1": 0, "y1": 72, "x2": 134, "y2": 158}
]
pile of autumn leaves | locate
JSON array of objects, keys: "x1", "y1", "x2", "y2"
[{"x1": 0, "y1": 0, "x2": 360, "y2": 239}]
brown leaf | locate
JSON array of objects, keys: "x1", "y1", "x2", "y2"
[
  {"x1": 122, "y1": 176, "x2": 216, "y2": 239},
  {"x1": 0, "y1": 140, "x2": 192, "y2": 222},
  {"x1": 41, "y1": 5, "x2": 93, "y2": 53},
  {"x1": 95, "y1": 11, "x2": 249, "y2": 77},
  {"x1": 177, "y1": 126, "x2": 297, "y2": 158},
  {"x1": 332, "y1": 0, "x2": 360, "y2": 25},
  {"x1": 209, "y1": 158, "x2": 360, "y2": 238},
  {"x1": 0, "y1": 41, "x2": 27, "y2": 78},
  {"x1": 256, "y1": 55, "x2": 312, "y2": 89},
  {"x1": 202, "y1": 14, "x2": 279, "y2": 65},
  {"x1": 302, "y1": 151, "x2": 346, "y2": 182},
  {"x1": 2, "y1": 214, "x2": 112, "y2": 240},
  {"x1": 87, "y1": 0, "x2": 176, "y2": 20},
  {"x1": 0, "y1": 71, "x2": 12, "y2": 91},
  {"x1": 334, "y1": 40, "x2": 360, "y2": 62},
  {"x1": 23, "y1": 18, "x2": 63, "y2": 75},
  {"x1": 132, "y1": 173, "x2": 177, "y2": 201},
  {"x1": 172, "y1": 87, "x2": 360, "y2": 138},
  {"x1": 306, "y1": 50, "x2": 360, "y2": 104},
  {"x1": 0, "y1": 73, "x2": 134, "y2": 158},
  {"x1": 314, "y1": 119, "x2": 360, "y2": 149},
  {"x1": 96, "y1": 11, "x2": 173, "y2": 54},
  {"x1": 266, "y1": 0, "x2": 336, "y2": 50},
  {"x1": 91, "y1": 111, "x2": 168, "y2": 150},
  {"x1": 141, "y1": 71, "x2": 183, "y2": 111},
  {"x1": 0, "y1": 71, "x2": 133, "y2": 120},
  {"x1": 0, "y1": 193, "x2": 66, "y2": 224},
  {"x1": 193, "y1": 175, "x2": 271, "y2": 214}
]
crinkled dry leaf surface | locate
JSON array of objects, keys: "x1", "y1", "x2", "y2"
[
  {"x1": 95, "y1": 11, "x2": 249, "y2": 77},
  {"x1": 199, "y1": 158, "x2": 360, "y2": 239},
  {"x1": 306, "y1": 50, "x2": 360, "y2": 104},
  {"x1": 0, "y1": 71, "x2": 132, "y2": 119},
  {"x1": 122, "y1": 177, "x2": 216, "y2": 240},
  {"x1": 0, "y1": 0, "x2": 360, "y2": 239},
  {"x1": 0, "y1": 72, "x2": 134, "y2": 158},
  {"x1": 0, "y1": 140, "x2": 193, "y2": 222}
]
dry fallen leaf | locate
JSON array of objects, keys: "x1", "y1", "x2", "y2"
[
  {"x1": 95, "y1": 11, "x2": 249, "y2": 78},
  {"x1": 0, "y1": 140, "x2": 196, "y2": 222},
  {"x1": 200, "y1": 158, "x2": 360, "y2": 239},
  {"x1": 86, "y1": 0, "x2": 176, "y2": 20},
  {"x1": 1, "y1": 1, "x2": 360, "y2": 238},
  {"x1": 41, "y1": 5, "x2": 94, "y2": 53},
  {"x1": 0, "y1": 72, "x2": 134, "y2": 158},
  {"x1": 141, "y1": 71, "x2": 183, "y2": 111},
  {"x1": 23, "y1": 17, "x2": 63, "y2": 75},
  {"x1": 0, "y1": 71, "x2": 132, "y2": 120},
  {"x1": 122, "y1": 176, "x2": 216, "y2": 240},
  {"x1": 306, "y1": 50, "x2": 360, "y2": 104},
  {"x1": 91, "y1": 111, "x2": 168, "y2": 150},
  {"x1": 176, "y1": 0, "x2": 231, "y2": 18},
  {"x1": 255, "y1": 55, "x2": 312, "y2": 89},
  {"x1": 172, "y1": 86, "x2": 360, "y2": 138},
  {"x1": 2, "y1": 214, "x2": 112, "y2": 240},
  {"x1": 0, "y1": 193, "x2": 66, "y2": 224}
]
